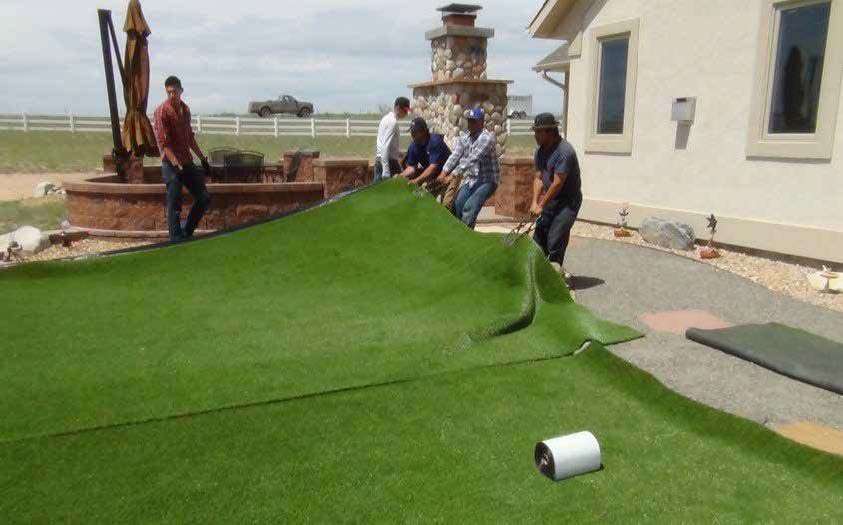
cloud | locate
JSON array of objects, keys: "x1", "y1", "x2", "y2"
[{"x1": 0, "y1": 0, "x2": 565, "y2": 115}]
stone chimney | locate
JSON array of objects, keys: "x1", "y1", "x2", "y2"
[
  {"x1": 429, "y1": 4, "x2": 490, "y2": 82},
  {"x1": 410, "y1": 4, "x2": 512, "y2": 154}
]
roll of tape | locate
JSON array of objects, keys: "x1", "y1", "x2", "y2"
[{"x1": 535, "y1": 431, "x2": 602, "y2": 481}]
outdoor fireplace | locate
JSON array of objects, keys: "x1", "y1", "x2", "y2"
[{"x1": 410, "y1": 4, "x2": 512, "y2": 154}]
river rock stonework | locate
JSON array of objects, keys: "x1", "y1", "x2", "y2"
[{"x1": 410, "y1": 5, "x2": 511, "y2": 155}]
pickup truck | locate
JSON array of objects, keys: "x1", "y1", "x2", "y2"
[{"x1": 248, "y1": 95, "x2": 314, "y2": 118}]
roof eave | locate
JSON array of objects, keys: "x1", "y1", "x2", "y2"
[{"x1": 527, "y1": 0, "x2": 580, "y2": 39}]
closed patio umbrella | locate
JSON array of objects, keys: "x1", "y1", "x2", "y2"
[{"x1": 121, "y1": 0, "x2": 158, "y2": 157}]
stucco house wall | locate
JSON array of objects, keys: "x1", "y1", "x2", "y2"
[{"x1": 536, "y1": 0, "x2": 843, "y2": 262}]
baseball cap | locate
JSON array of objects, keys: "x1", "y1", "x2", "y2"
[
  {"x1": 531, "y1": 113, "x2": 560, "y2": 130},
  {"x1": 409, "y1": 117, "x2": 429, "y2": 133},
  {"x1": 467, "y1": 107, "x2": 485, "y2": 121}
]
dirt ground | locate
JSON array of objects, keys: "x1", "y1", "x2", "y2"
[{"x1": 0, "y1": 173, "x2": 94, "y2": 202}]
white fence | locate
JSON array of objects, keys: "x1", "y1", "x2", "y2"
[{"x1": 0, "y1": 113, "x2": 534, "y2": 137}]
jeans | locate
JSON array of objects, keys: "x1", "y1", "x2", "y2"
[
  {"x1": 424, "y1": 174, "x2": 462, "y2": 211},
  {"x1": 533, "y1": 198, "x2": 581, "y2": 265},
  {"x1": 373, "y1": 157, "x2": 402, "y2": 183},
  {"x1": 162, "y1": 160, "x2": 211, "y2": 241},
  {"x1": 452, "y1": 180, "x2": 497, "y2": 229}
]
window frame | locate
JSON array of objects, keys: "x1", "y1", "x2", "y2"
[
  {"x1": 746, "y1": 0, "x2": 843, "y2": 159},
  {"x1": 585, "y1": 19, "x2": 640, "y2": 155}
]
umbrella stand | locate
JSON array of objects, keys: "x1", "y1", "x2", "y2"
[{"x1": 97, "y1": 9, "x2": 128, "y2": 171}]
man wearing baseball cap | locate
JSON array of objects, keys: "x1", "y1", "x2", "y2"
[
  {"x1": 530, "y1": 113, "x2": 582, "y2": 280},
  {"x1": 437, "y1": 107, "x2": 500, "y2": 229},
  {"x1": 399, "y1": 117, "x2": 453, "y2": 199}
]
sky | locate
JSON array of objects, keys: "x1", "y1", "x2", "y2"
[{"x1": 0, "y1": 0, "x2": 566, "y2": 116}]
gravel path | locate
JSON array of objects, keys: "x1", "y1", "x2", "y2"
[
  {"x1": 8, "y1": 238, "x2": 154, "y2": 265},
  {"x1": 567, "y1": 236, "x2": 843, "y2": 432},
  {"x1": 479, "y1": 219, "x2": 843, "y2": 314}
]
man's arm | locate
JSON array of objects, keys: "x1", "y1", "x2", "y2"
[
  {"x1": 185, "y1": 110, "x2": 207, "y2": 163},
  {"x1": 536, "y1": 172, "x2": 568, "y2": 211},
  {"x1": 409, "y1": 163, "x2": 440, "y2": 185},
  {"x1": 456, "y1": 132, "x2": 495, "y2": 175},
  {"x1": 399, "y1": 165, "x2": 418, "y2": 179},
  {"x1": 530, "y1": 172, "x2": 544, "y2": 216},
  {"x1": 439, "y1": 138, "x2": 465, "y2": 181},
  {"x1": 154, "y1": 109, "x2": 182, "y2": 169},
  {"x1": 378, "y1": 120, "x2": 398, "y2": 177}
]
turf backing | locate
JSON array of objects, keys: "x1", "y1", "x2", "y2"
[
  {"x1": 687, "y1": 323, "x2": 843, "y2": 395},
  {"x1": 0, "y1": 180, "x2": 638, "y2": 441}
]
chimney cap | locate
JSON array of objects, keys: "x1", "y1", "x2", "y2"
[{"x1": 436, "y1": 3, "x2": 483, "y2": 15}]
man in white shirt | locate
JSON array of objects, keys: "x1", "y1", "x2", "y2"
[{"x1": 373, "y1": 97, "x2": 411, "y2": 183}]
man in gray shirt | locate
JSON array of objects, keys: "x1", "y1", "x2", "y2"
[{"x1": 530, "y1": 113, "x2": 582, "y2": 280}]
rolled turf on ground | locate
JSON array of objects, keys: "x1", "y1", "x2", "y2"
[{"x1": 2, "y1": 180, "x2": 842, "y2": 521}]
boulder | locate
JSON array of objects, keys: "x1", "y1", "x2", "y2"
[
  {"x1": 0, "y1": 226, "x2": 49, "y2": 255},
  {"x1": 639, "y1": 217, "x2": 696, "y2": 250},
  {"x1": 34, "y1": 181, "x2": 56, "y2": 198}
]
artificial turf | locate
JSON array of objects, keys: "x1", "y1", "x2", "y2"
[{"x1": 1, "y1": 180, "x2": 841, "y2": 521}]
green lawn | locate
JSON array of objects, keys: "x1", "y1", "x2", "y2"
[
  {"x1": 0, "y1": 198, "x2": 67, "y2": 232},
  {"x1": 1, "y1": 180, "x2": 840, "y2": 522},
  {"x1": 0, "y1": 130, "x2": 536, "y2": 173}
]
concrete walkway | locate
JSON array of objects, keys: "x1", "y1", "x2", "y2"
[{"x1": 562, "y1": 236, "x2": 843, "y2": 437}]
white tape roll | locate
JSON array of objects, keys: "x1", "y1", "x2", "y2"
[{"x1": 535, "y1": 431, "x2": 602, "y2": 481}]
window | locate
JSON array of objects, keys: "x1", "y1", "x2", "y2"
[
  {"x1": 596, "y1": 37, "x2": 629, "y2": 134},
  {"x1": 768, "y1": 3, "x2": 830, "y2": 134},
  {"x1": 586, "y1": 19, "x2": 639, "y2": 154},
  {"x1": 747, "y1": 0, "x2": 843, "y2": 159}
]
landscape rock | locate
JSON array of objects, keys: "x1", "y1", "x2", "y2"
[
  {"x1": 0, "y1": 226, "x2": 49, "y2": 255},
  {"x1": 639, "y1": 217, "x2": 696, "y2": 251},
  {"x1": 34, "y1": 181, "x2": 56, "y2": 198}
]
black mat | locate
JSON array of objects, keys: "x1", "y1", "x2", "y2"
[{"x1": 686, "y1": 323, "x2": 843, "y2": 395}]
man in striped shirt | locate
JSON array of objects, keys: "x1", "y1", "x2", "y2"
[{"x1": 436, "y1": 108, "x2": 499, "y2": 229}]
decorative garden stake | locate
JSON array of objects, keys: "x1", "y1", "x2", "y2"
[
  {"x1": 808, "y1": 266, "x2": 840, "y2": 294},
  {"x1": 613, "y1": 204, "x2": 632, "y2": 238},
  {"x1": 699, "y1": 213, "x2": 720, "y2": 259}
]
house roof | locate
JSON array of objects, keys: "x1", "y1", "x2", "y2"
[
  {"x1": 532, "y1": 42, "x2": 571, "y2": 71},
  {"x1": 527, "y1": 0, "x2": 584, "y2": 39}
]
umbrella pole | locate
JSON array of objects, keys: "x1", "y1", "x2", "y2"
[{"x1": 97, "y1": 9, "x2": 125, "y2": 160}]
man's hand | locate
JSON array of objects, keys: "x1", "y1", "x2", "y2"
[
  {"x1": 436, "y1": 171, "x2": 452, "y2": 185},
  {"x1": 530, "y1": 202, "x2": 543, "y2": 216}
]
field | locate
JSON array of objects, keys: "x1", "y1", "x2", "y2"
[
  {"x1": 1, "y1": 181, "x2": 841, "y2": 522},
  {"x1": 0, "y1": 130, "x2": 536, "y2": 173}
]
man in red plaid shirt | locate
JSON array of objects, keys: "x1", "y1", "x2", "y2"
[{"x1": 153, "y1": 76, "x2": 211, "y2": 241}]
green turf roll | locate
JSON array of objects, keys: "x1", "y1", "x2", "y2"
[{"x1": 0, "y1": 179, "x2": 640, "y2": 441}]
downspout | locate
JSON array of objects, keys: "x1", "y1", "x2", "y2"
[
  {"x1": 539, "y1": 70, "x2": 568, "y2": 138},
  {"x1": 539, "y1": 70, "x2": 568, "y2": 137}
]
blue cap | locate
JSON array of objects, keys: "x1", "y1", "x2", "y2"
[{"x1": 467, "y1": 107, "x2": 485, "y2": 120}]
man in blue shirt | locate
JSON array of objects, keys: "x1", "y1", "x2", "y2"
[
  {"x1": 530, "y1": 113, "x2": 582, "y2": 280},
  {"x1": 400, "y1": 117, "x2": 452, "y2": 192}
]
